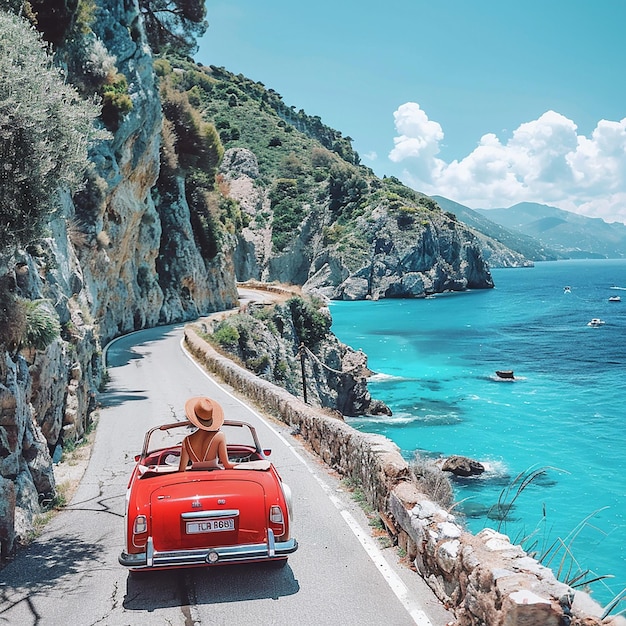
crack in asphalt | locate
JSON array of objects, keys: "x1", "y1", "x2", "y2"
[{"x1": 178, "y1": 571, "x2": 197, "y2": 626}]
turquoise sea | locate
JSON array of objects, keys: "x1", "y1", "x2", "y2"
[{"x1": 329, "y1": 259, "x2": 626, "y2": 609}]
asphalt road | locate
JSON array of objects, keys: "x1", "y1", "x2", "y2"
[{"x1": 0, "y1": 324, "x2": 453, "y2": 626}]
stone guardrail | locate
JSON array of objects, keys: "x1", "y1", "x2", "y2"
[{"x1": 184, "y1": 326, "x2": 623, "y2": 626}]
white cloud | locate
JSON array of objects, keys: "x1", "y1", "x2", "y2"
[
  {"x1": 362, "y1": 150, "x2": 378, "y2": 161},
  {"x1": 389, "y1": 102, "x2": 443, "y2": 165},
  {"x1": 389, "y1": 103, "x2": 626, "y2": 223}
]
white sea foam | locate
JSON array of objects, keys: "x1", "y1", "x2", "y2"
[
  {"x1": 368, "y1": 372, "x2": 407, "y2": 382},
  {"x1": 479, "y1": 459, "x2": 508, "y2": 476},
  {"x1": 352, "y1": 412, "x2": 417, "y2": 425}
]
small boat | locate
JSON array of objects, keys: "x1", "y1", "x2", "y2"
[
  {"x1": 495, "y1": 370, "x2": 515, "y2": 379},
  {"x1": 609, "y1": 295, "x2": 621, "y2": 302},
  {"x1": 587, "y1": 318, "x2": 606, "y2": 327},
  {"x1": 563, "y1": 286, "x2": 571, "y2": 294}
]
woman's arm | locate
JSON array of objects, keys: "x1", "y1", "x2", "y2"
[
  {"x1": 178, "y1": 437, "x2": 190, "y2": 471},
  {"x1": 216, "y1": 432, "x2": 235, "y2": 469}
]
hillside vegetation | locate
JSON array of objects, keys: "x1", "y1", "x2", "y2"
[
  {"x1": 156, "y1": 55, "x2": 493, "y2": 298},
  {"x1": 158, "y1": 54, "x2": 434, "y2": 253}
]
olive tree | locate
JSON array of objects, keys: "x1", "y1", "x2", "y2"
[{"x1": 0, "y1": 10, "x2": 105, "y2": 252}]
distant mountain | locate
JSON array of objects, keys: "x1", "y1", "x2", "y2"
[
  {"x1": 474, "y1": 202, "x2": 626, "y2": 259},
  {"x1": 432, "y1": 196, "x2": 559, "y2": 266}
]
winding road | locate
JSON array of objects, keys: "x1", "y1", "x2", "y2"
[{"x1": 0, "y1": 323, "x2": 453, "y2": 626}]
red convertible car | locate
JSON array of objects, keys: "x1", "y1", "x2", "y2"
[{"x1": 119, "y1": 420, "x2": 297, "y2": 571}]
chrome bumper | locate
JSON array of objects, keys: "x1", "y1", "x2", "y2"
[{"x1": 119, "y1": 530, "x2": 298, "y2": 569}]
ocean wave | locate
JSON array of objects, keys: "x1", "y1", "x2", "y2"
[
  {"x1": 350, "y1": 412, "x2": 419, "y2": 426},
  {"x1": 350, "y1": 410, "x2": 462, "y2": 427},
  {"x1": 479, "y1": 459, "x2": 509, "y2": 477},
  {"x1": 368, "y1": 372, "x2": 407, "y2": 382}
]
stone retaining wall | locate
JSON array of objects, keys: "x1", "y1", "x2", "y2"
[{"x1": 184, "y1": 326, "x2": 623, "y2": 626}]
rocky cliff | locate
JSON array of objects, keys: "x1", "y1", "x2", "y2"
[
  {"x1": 0, "y1": 0, "x2": 236, "y2": 557},
  {"x1": 198, "y1": 285, "x2": 391, "y2": 417},
  {"x1": 0, "y1": 1, "x2": 493, "y2": 558},
  {"x1": 222, "y1": 146, "x2": 494, "y2": 300}
]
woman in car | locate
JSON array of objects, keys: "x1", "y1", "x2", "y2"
[{"x1": 178, "y1": 396, "x2": 235, "y2": 470}]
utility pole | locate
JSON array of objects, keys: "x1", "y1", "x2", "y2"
[{"x1": 299, "y1": 343, "x2": 307, "y2": 404}]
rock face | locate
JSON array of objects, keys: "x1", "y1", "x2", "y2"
[
  {"x1": 0, "y1": 0, "x2": 237, "y2": 556},
  {"x1": 201, "y1": 297, "x2": 390, "y2": 417},
  {"x1": 223, "y1": 148, "x2": 494, "y2": 299},
  {"x1": 76, "y1": 6, "x2": 238, "y2": 342}
]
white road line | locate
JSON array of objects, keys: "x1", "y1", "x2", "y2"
[{"x1": 182, "y1": 339, "x2": 434, "y2": 626}]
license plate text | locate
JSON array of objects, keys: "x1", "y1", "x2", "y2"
[{"x1": 186, "y1": 518, "x2": 235, "y2": 534}]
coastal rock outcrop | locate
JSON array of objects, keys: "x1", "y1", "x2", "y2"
[
  {"x1": 223, "y1": 148, "x2": 494, "y2": 299},
  {"x1": 440, "y1": 455, "x2": 485, "y2": 477},
  {"x1": 198, "y1": 288, "x2": 390, "y2": 417}
]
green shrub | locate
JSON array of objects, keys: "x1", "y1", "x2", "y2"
[
  {"x1": 187, "y1": 189, "x2": 221, "y2": 259},
  {"x1": 395, "y1": 206, "x2": 419, "y2": 229},
  {"x1": 269, "y1": 179, "x2": 307, "y2": 252},
  {"x1": 213, "y1": 323, "x2": 239, "y2": 348},
  {"x1": 161, "y1": 83, "x2": 223, "y2": 178},
  {"x1": 280, "y1": 152, "x2": 305, "y2": 177},
  {"x1": 21, "y1": 299, "x2": 61, "y2": 351},
  {"x1": 286, "y1": 297, "x2": 330, "y2": 348},
  {"x1": 101, "y1": 73, "x2": 133, "y2": 130},
  {"x1": 322, "y1": 223, "x2": 346, "y2": 246},
  {"x1": 0, "y1": 11, "x2": 106, "y2": 252},
  {"x1": 328, "y1": 164, "x2": 368, "y2": 217},
  {"x1": 249, "y1": 354, "x2": 271, "y2": 374},
  {"x1": 311, "y1": 147, "x2": 334, "y2": 169},
  {"x1": 153, "y1": 57, "x2": 172, "y2": 77},
  {"x1": 0, "y1": 277, "x2": 25, "y2": 351},
  {"x1": 274, "y1": 359, "x2": 289, "y2": 380}
]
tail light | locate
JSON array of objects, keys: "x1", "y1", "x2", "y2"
[
  {"x1": 269, "y1": 506, "x2": 284, "y2": 524},
  {"x1": 269, "y1": 505, "x2": 285, "y2": 536},
  {"x1": 134, "y1": 515, "x2": 147, "y2": 533},
  {"x1": 132, "y1": 515, "x2": 148, "y2": 548}
]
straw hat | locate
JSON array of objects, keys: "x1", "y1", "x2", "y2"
[{"x1": 184, "y1": 397, "x2": 225, "y2": 431}]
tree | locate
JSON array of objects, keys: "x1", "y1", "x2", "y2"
[
  {"x1": 0, "y1": 11, "x2": 106, "y2": 252},
  {"x1": 287, "y1": 297, "x2": 331, "y2": 348},
  {"x1": 160, "y1": 83, "x2": 223, "y2": 177},
  {"x1": 138, "y1": 0, "x2": 207, "y2": 55}
]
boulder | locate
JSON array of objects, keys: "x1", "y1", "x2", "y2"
[{"x1": 441, "y1": 455, "x2": 485, "y2": 477}]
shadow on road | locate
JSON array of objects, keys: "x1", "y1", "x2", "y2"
[
  {"x1": 0, "y1": 535, "x2": 102, "y2": 590},
  {"x1": 123, "y1": 562, "x2": 300, "y2": 610},
  {"x1": 98, "y1": 389, "x2": 149, "y2": 408}
]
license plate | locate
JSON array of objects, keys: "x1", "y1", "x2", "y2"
[{"x1": 186, "y1": 518, "x2": 235, "y2": 534}]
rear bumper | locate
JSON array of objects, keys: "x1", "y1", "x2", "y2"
[{"x1": 119, "y1": 530, "x2": 298, "y2": 570}]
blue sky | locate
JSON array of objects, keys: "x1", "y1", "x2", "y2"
[{"x1": 197, "y1": 1, "x2": 626, "y2": 223}]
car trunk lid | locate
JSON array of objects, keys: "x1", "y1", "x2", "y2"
[{"x1": 149, "y1": 477, "x2": 267, "y2": 552}]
